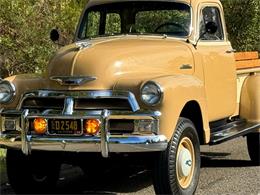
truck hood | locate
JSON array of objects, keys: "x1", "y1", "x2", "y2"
[{"x1": 47, "y1": 35, "x2": 194, "y2": 90}]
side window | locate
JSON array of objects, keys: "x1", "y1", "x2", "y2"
[
  {"x1": 85, "y1": 11, "x2": 101, "y2": 38},
  {"x1": 199, "y1": 7, "x2": 224, "y2": 40},
  {"x1": 105, "y1": 13, "x2": 121, "y2": 35}
]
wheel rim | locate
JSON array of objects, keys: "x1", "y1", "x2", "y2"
[{"x1": 176, "y1": 136, "x2": 195, "y2": 189}]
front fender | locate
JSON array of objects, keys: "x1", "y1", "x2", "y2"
[
  {"x1": 150, "y1": 75, "x2": 210, "y2": 143},
  {"x1": 0, "y1": 74, "x2": 48, "y2": 109}
]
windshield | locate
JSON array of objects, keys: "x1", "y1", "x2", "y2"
[{"x1": 78, "y1": 1, "x2": 191, "y2": 39}]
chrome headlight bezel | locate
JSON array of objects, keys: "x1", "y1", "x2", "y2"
[
  {"x1": 140, "y1": 81, "x2": 163, "y2": 106},
  {"x1": 0, "y1": 80, "x2": 16, "y2": 104}
]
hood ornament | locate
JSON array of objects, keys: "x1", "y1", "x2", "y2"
[
  {"x1": 50, "y1": 76, "x2": 97, "y2": 86},
  {"x1": 75, "y1": 41, "x2": 92, "y2": 50}
]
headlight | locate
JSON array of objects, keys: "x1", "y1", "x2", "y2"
[
  {"x1": 141, "y1": 81, "x2": 163, "y2": 106},
  {"x1": 0, "y1": 80, "x2": 15, "y2": 104}
]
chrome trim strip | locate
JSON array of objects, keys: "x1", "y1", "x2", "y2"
[
  {"x1": 101, "y1": 109, "x2": 109, "y2": 157},
  {"x1": 63, "y1": 97, "x2": 74, "y2": 115},
  {"x1": 21, "y1": 109, "x2": 30, "y2": 155},
  {"x1": 0, "y1": 134, "x2": 168, "y2": 153},
  {"x1": 50, "y1": 76, "x2": 97, "y2": 86},
  {"x1": 128, "y1": 93, "x2": 140, "y2": 112},
  {"x1": 17, "y1": 90, "x2": 140, "y2": 112}
]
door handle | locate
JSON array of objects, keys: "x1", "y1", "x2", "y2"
[
  {"x1": 226, "y1": 49, "x2": 236, "y2": 53},
  {"x1": 180, "y1": 64, "x2": 192, "y2": 70}
]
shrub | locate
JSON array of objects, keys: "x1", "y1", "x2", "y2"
[
  {"x1": 0, "y1": 0, "x2": 87, "y2": 77},
  {"x1": 222, "y1": 0, "x2": 260, "y2": 52}
]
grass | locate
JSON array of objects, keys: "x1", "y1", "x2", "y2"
[
  {"x1": 0, "y1": 149, "x2": 7, "y2": 185},
  {"x1": 0, "y1": 149, "x2": 6, "y2": 160}
]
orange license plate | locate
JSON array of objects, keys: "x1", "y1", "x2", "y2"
[{"x1": 48, "y1": 119, "x2": 82, "y2": 135}]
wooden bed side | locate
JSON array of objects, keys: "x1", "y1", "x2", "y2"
[{"x1": 235, "y1": 51, "x2": 260, "y2": 70}]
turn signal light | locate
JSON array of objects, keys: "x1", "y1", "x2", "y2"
[
  {"x1": 33, "y1": 118, "x2": 47, "y2": 134},
  {"x1": 84, "y1": 119, "x2": 101, "y2": 135}
]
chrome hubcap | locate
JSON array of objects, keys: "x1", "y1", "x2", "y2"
[
  {"x1": 178, "y1": 147, "x2": 192, "y2": 177},
  {"x1": 176, "y1": 137, "x2": 195, "y2": 189}
]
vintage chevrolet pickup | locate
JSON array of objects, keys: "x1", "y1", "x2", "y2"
[{"x1": 0, "y1": 0, "x2": 259, "y2": 194}]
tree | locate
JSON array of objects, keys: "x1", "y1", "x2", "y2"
[
  {"x1": 0, "y1": 0, "x2": 87, "y2": 77},
  {"x1": 0, "y1": 0, "x2": 259, "y2": 78},
  {"x1": 222, "y1": 0, "x2": 260, "y2": 52}
]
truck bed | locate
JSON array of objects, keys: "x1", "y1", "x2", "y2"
[
  {"x1": 235, "y1": 51, "x2": 260, "y2": 116},
  {"x1": 236, "y1": 51, "x2": 260, "y2": 75}
]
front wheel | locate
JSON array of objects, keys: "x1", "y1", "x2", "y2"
[
  {"x1": 153, "y1": 118, "x2": 201, "y2": 195},
  {"x1": 6, "y1": 149, "x2": 61, "y2": 194},
  {"x1": 246, "y1": 132, "x2": 260, "y2": 165}
]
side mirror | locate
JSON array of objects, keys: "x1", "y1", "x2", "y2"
[
  {"x1": 192, "y1": 22, "x2": 218, "y2": 49},
  {"x1": 205, "y1": 22, "x2": 218, "y2": 34},
  {"x1": 50, "y1": 29, "x2": 60, "y2": 42}
]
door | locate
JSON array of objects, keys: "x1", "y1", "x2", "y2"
[{"x1": 196, "y1": 3, "x2": 237, "y2": 121}]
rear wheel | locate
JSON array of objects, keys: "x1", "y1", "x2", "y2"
[
  {"x1": 7, "y1": 149, "x2": 61, "y2": 194},
  {"x1": 153, "y1": 117, "x2": 201, "y2": 195},
  {"x1": 246, "y1": 132, "x2": 260, "y2": 165}
]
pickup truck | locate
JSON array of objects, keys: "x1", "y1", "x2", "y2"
[{"x1": 0, "y1": 0, "x2": 259, "y2": 194}]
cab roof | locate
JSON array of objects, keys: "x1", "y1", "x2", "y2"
[{"x1": 86, "y1": 0, "x2": 221, "y2": 8}]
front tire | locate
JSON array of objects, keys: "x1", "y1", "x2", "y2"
[
  {"x1": 153, "y1": 118, "x2": 201, "y2": 195},
  {"x1": 246, "y1": 132, "x2": 260, "y2": 165},
  {"x1": 6, "y1": 149, "x2": 61, "y2": 194}
]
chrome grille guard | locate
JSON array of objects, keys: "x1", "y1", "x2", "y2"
[{"x1": 0, "y1": 90, "x2": 167, "y2": 157}]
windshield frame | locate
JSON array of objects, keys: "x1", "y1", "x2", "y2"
[{"x1": 76, "y1": 1, "x2": 192, "y2": 41}]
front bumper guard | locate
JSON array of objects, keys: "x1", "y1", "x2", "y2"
[{"x1": 0, "y1": 109, "x2": 168, "y2": 158}]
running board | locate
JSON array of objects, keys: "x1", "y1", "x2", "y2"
[{"x1": 209, "y1": 121, "x2": 260, "y2": 145}]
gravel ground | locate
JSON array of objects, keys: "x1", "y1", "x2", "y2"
[{"x1": 0, "y1": 137, "x2": 259, "y2": 195}]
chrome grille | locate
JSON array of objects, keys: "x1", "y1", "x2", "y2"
[
  {"x1": 108, "y1": 119, "x2": 135, "y2": 134},
  {"x1": 74, "y1": 98, "x2": 131, "y2": 110},
  {"x1": 19, "y1": 90, "x2": 140, "y2": 113},
  {"x1": 22, "y1": 97, "x2": 65, "y2": 110}
]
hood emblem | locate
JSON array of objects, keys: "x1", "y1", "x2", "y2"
[
  {"x1": 50, "y1": 76, "x2": 97, "y2": 86},
  {"x1": 75, "y1": 41, "x2": 92, "y2": 50}
]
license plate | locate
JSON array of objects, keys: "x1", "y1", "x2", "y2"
[{"x1": 48, "y1": 119, "x2": 82, "y2": 135}]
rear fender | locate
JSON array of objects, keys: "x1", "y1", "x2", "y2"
[{"x1": 240, "y1": 73, "x2": 260, "y2": 125}]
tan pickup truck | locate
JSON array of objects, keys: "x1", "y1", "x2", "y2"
[{"x1": 0, "y1": 0, "x2": 259, "y2": 194}]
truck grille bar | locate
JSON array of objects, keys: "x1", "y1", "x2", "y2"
[{"x1": 18, "y1": 90, "x2": 140, "y2": 113}]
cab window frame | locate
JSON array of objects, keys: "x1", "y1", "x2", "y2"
[
  {"x1": 77, "y1": 2, "x2": 192, "y2": 40},
  {"x1": 197, "y1": 3, "x2": 226, "y2": 42}
]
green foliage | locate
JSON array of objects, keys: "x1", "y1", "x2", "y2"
[
  {"x1": 0, "y1": 149, "x2": 6, "y2": 160},
  {"x1": 0, "y1": 0, "x2": 87, "y2": 77},
  {"x1": 105, "y1": 13, "x2": 121, "y2": 35},
  {"x1": 0, "y1": 0, "x2": 259, "y2": 77},
  {"x1": 135, "y1": 10, "x2": 190, "y2": 34},
  {"x1": 222, "y1": 0, "x2": 260, "y2": 52},
  {"x1": 84, "y1": 11, "x2": 100, "y2": 38}
]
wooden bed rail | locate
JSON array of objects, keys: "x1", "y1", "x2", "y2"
[{"x1": 235, "y1": 51, "x2": 260, "y2": 70}]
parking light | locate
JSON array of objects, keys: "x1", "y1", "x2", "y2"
[
  {"x1": 84, "y1": 119, "x2": 101, "y2": 135},
  {"x1": 33, "y1": 118, "x2": 48, "y2": 134}
]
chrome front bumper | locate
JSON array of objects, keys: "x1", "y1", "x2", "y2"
[
  {"x1": 0, "y1": 134, "x2": 167, "y2": 156},
  {"x1": 0, "y1": 109, "x2": 168, "y2": 158}
]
